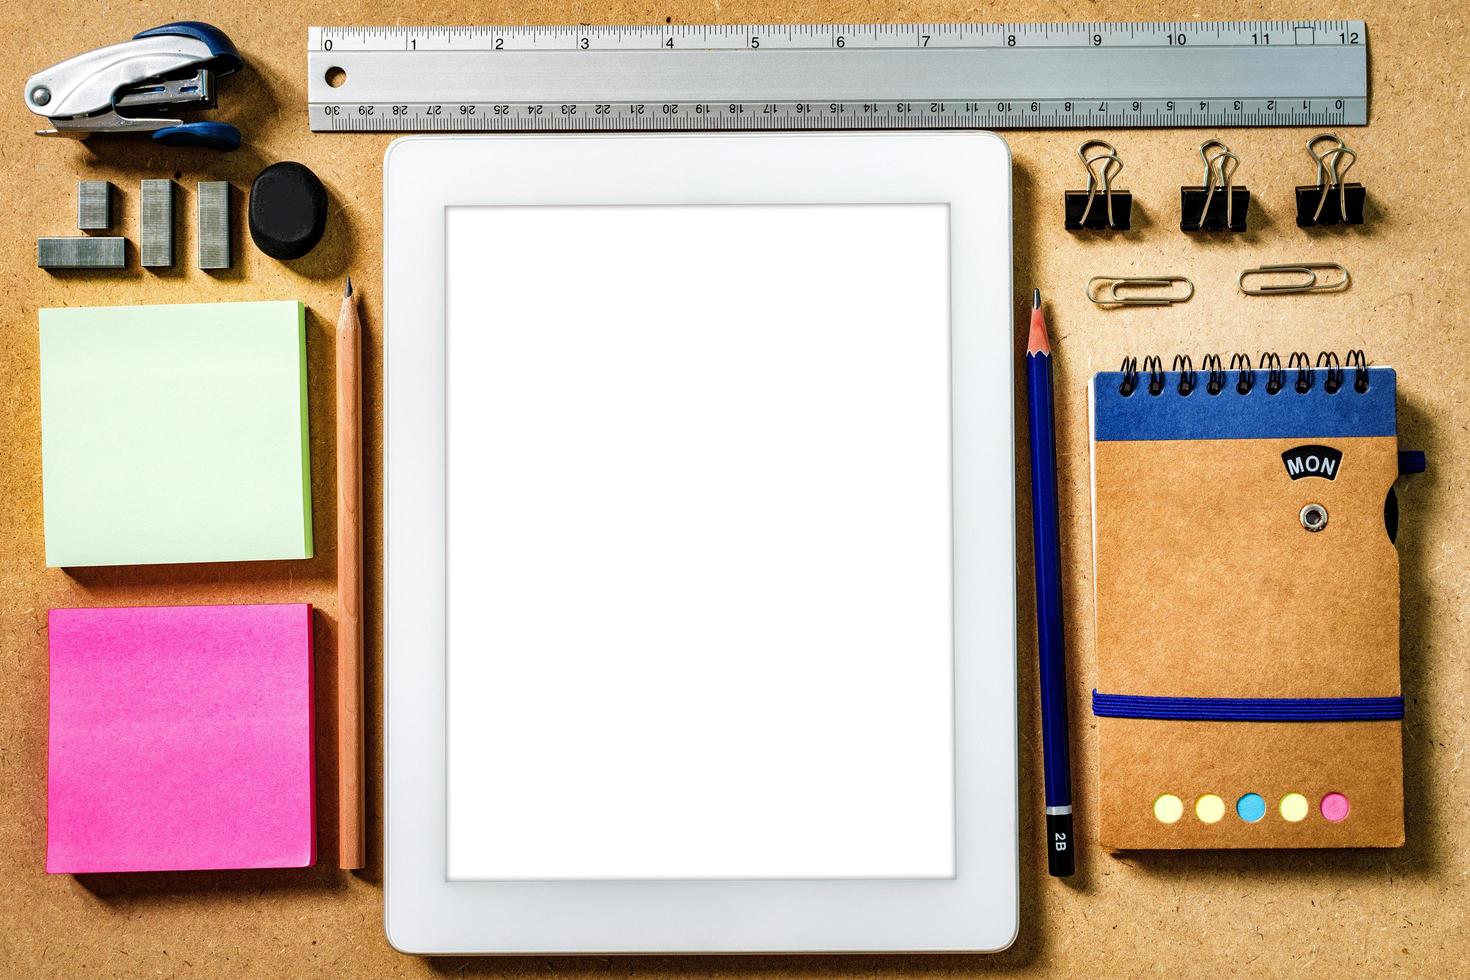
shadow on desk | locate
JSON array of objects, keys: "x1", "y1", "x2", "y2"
[
  {"x1": 75, "y1": 863, "x2": 344, "y2": 904},
  {"x1": 65, "y1": 603, "x2": 385, "y2": 903},
  {"x1": 427, "y1": 951, "x2": 1033, "y2": 977}
]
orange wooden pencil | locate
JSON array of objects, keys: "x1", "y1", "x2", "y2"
[{"x1": 337, "y1": 276, "x2": 365, "y2": 869}]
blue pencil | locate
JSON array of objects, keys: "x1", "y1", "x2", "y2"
[{"x1": 1025, "y1": 288, "x2": 1076, "y2": 877}]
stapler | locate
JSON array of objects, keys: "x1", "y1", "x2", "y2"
[{"x1": 24, "y1": 21, "x2": 243, "y2": 150}]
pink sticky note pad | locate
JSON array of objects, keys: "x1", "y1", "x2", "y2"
[{"x1": 47, "y1": 604, "x2": 315, "y2": 873}]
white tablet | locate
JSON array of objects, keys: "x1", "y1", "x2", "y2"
[{"x1": 383, "y1": 132, "x2": 1016, "y2": 954}]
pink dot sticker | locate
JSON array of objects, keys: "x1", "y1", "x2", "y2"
[{"x1": 1321, "y1": 792, "x2": 1351, "y2": 822}]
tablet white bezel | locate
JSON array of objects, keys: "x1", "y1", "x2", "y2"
[{"x1": 383, "y1": 132, "x2": 1017, "y2": 954}]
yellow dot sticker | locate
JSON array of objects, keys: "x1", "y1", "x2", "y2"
[
  {"x1": 1195, "y1": 794, "x2": 1226, "y2": 824},
  {"x1": 1154, "y1": 794, "x2": 1185, "y2": 824},
  {"x1": 1280, "y1": 793, "x2": 1310, "y2": 822}
]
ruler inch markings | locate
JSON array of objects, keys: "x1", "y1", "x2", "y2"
[{"x1": 309, "y1": 20, "x2": 1367, "y2": 131}]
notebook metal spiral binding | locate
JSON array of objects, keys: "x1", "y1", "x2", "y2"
[
  {"x1": 1230, "y1": 353, "x2": 1255, "y2": 394},
  {"x1": 1117, "y1": 350, "x2": 1371, "y2": 397},
  {"x1": 1288, "y1": 351, "x2": 1313, "y2": 393},
  {"x1": 1318, "y1": 351, "x2": 1344, "y2": 394},
  {"x1": 1202, "y1": 354, "x2": 1225, "y2": 395},
  {"x1": 1118, "y1": 356, "x2": 1138, "y2": 396},
  {"x1": 1172, "y1": 355, "x2": 1196, "y2": 396},
  {"x1": 1346, "y1": 349, "x2": 1370, "y2": 391},
  {"x1": 1261, "y1": 351, "x2": 1285, "y2": 394},
  {"x1": 1117, "y1": 355, "x2": 1165, "y2": 396},
  {"x1": 1144, "y1": 355, "x2": 1165, "y2": 395}
]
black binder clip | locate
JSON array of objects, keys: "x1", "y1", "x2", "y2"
[
  {"x1": 1296, "y1": 133, "x2": 1365, "y2": 227},
  {"x1": 1065, "y1": 140, "x2": 1131, "y2": 231},
  {"x1": 1180, "y1": 139, "x2": 1249, "y2": 233}
]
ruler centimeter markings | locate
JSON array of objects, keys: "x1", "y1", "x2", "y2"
[{"x1": 307, "y1": 21, "x2": 1368, "y2": 132}]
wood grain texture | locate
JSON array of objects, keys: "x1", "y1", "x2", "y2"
[
  {"x1": 336, "y1": 282, "x2": 365, "y2": 870},
  {"x1": 0, "y1": 1, "x2": 1466, "y2": 977}
]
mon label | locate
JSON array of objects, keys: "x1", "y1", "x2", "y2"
[{"x1": 1282, "y1": 444, "x2": 1342, "y2": 481}]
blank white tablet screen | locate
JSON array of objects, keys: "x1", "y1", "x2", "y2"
[{"x1": 445, "y1": 204, "x2": 954, "y2": 880}]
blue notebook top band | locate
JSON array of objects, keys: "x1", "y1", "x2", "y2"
[
  {"x1": 1094, "y1": 366, "x2": 1396, "y2": 442},
  {"x1": 1092, "y1": 690, "x2": 1405, "y2": 722}
]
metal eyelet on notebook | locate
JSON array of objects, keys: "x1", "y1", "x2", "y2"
[{"x1": 1300, "y1": 503, "x2": 1328, "y2": 532}]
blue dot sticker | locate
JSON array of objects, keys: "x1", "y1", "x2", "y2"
[{"x1": 1236, "y1": 792, "x2": 1266, "y2": 823}]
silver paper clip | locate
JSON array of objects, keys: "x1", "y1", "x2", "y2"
[
  {"x1": 1086, "y1": 276, "x2": 1195, "y2": 307},
  {"x1": 1237, "y1": 263, "x2": 1351, "y2": 296}
]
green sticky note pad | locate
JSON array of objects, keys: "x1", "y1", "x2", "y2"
[{"x1": 40, "y1": 301, "x2": 313, "y2": 567}]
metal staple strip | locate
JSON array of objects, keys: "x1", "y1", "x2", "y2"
[
  {"x1": 140, "y1": 179, "x2": 175, "y2": 268},
  {"x1": 197, "y1": 181, "x2": 232, "y2": 270},
  {"x1": 38, "y1": 237, "x2": 126, "y2": 269},
  {"x1": 77, "y1": 181, "x2": 112, "y2": 231}
]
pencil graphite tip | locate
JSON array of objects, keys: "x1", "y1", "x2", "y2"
[
  {"x1": 344, "y1": 275, "x2": 353, "y2": 299},
  {"x1": 1027, "y1": 290, "x2": 1051, "y2": 356}
]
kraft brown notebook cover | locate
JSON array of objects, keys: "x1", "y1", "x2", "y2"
[{"x1": 1089, "y1": 352, "x2": 1410, "y2": 849}]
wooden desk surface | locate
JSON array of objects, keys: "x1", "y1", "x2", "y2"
[{"x1": 2, "y1": 2, "x2": 1466, "y2": 976}]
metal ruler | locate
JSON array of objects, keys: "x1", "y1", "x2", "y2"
[{"x1": 308, "y1": 21, "x2": 1368, "y2": 132}]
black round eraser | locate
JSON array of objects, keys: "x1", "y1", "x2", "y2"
[{"x1": 249, "y1": 162, "x2": 328, "y2": 260}]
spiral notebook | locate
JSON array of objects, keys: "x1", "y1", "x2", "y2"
[{"x1": 1089, "y1": 351, "x2": 1408, "y2": 849}]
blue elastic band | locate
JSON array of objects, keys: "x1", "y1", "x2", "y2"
[{"x1": 1092, "y1": 690, "x2": 1404, "y2": 722}]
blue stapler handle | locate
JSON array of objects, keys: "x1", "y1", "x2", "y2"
[
  {"x1": 135, "y1": 23, "x2": 243, "y2": 150},
  {"x1": 153, "y1": 121, "x2": 241, "y2": 151},
  {"x1": 134, "y1": 21, "x2": 244, "y2": 76}
]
